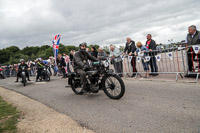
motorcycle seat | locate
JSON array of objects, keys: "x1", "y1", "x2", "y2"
[
  {"x1": 67, "y1": 72, "x2": 80, "y2": 77},
  {"x1": 86, "y1": 70, "x2": 98, "y2": 75}
]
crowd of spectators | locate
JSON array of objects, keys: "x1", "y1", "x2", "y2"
[{"x1": 1, "y1": 25, "x2": 200, "y2": 79}]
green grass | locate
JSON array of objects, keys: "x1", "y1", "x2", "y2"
[{"x1": 0, "y1": 96, "x2": 20, "y2": 133}]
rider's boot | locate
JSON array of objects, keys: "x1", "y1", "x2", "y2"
[
  {"x1": 28, "y1": 77, "x2": 31, "y2": 81},
  {"x1": 15, "y1": 77, "x2": 18, "y2": 82}
]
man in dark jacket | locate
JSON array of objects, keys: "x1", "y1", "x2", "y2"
[
  {"x1": 91, "y1": 47, "x2": 98, "y2": 58},
  {"x1": 36, "y1": 58, "x2": 45, "y2": 82},
  {"x1": 69, "y1": 50, "x2": 75, "y2": 62},
  {"x1": 123, "y1": 37, "x2": 137, "y2": 77},
  {"x1": 186, "y1": 25, "x2": 200, "y2": 76},
  {"x1": 57, "y1": 54, "x2": 66, "y2": 78},
  {"x1": 15, "y1": 59, "x2": 31, "y2": 82},
  {"x1": 73, "y1": 42, "x2": 99, "y2": 92},
  {"x1": 146, "y1": 34, "x2": 158, "y2": 76}
]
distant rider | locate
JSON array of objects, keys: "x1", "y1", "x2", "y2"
[
  {"x1": 15, "y1": 59, "x2": 31, "y2": 82},
  {"x1": 36, "y1": 58, "x2": 45, "y2": 82}
]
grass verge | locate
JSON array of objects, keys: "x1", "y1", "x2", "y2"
[{"x1": 0, "y1": 96, "x2": 20, "y2": 133}]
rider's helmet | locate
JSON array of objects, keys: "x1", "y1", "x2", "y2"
[
  {"x1": 79, "y1": 42, "x2": 87, "y2": 54},
  {"x1": 38, "y1": 58, "x2": 42, "y2": 61},
  {"x1": 20, "y1": 59, "x2": 25, "y2": 63},
  {"x1": 79, "y1": 42, "x2": 87, "y2": 49}
]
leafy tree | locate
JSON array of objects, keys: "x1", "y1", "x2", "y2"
[
  {"x1": 58, "y1": 43, "x2": 68, "y2": 55},
  {"x1": 0, "y1": 49, "x2": 10, "y2": 64},
  {"x1": 103, "y1": 46, "x2": 110, "y2": 54},
  {"x1": 40, "y1": 45, "x2": 51, "y2": 51},
  {"x1": 37, "y1": 50, "x2": 46, "y2": 59},
  {"x1": 45, "y1": 47, "x2": 54, "y2": 59},
  {"x1": 21, "y1": 46, "x2": 39, "y2": 56},
  {"x1": 30, "y1": 53, "x2": 37, "y2": 61},
  {"x1": 88, "y1": 44, "x2": 99, "y2": 50},
  {"x1": 119, "y1": 46, "x2": 125, "y2": 53},
  {"x1": 65, "y1": 45, "x2": 79, "y2": 53},
  {"x1": 6, "y1": 46, "x2": 20, "y2": 54}
]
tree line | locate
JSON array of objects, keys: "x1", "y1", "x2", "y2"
[{"x1": 0, "y1": 44, "x2": 102, "y2": 65}]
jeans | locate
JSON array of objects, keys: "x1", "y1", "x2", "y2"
[
  {"x1": 142, "y1": 60, "x2": 149, "y2": 72},
  {"x1": 149, "y1": 56, "x2": 158, "y2": 73}
]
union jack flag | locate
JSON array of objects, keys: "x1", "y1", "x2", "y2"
[
  {"x1": 52, "y1": 35, "x2": 61, "y2": 57},
  {"x1": 52, "y1": 35, "x2": 61, "y2": 72}
]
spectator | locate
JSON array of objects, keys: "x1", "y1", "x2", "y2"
[
  {"x1": 63, "y1": 53, "x2": 71, "y2": 73},
  {"x1": 48, "y1": 57, "x2": 55, "y2": 76},
  {"x1": 185, "y1": 25, "x2": 200, "y2": 77},
  {"x1": 123, "y1": 37, "x2": 137, "y2": 77},
  {"x1": 36, "y1": 58, "x2": 45, "y2": 82},
  {"x1": 69, "y1": 50, "x2": 75, "y2": 62},
  {"x1": 29, "y1": 61, "x2": 35, "y2": 76},
  {"x1": 146, "y1": 34, "x2": 158, "y2": 76},
  {"x1": 86, "y1": 48, "x2": 91, "y2": 54},
  {"x1": 57, "y1": 54, "x2": 66, "y2": 78},
  {"x1": 91, "y1": 47, "x2": 98, "y2": 58},
  {"x1": 97, "y1": 47, "x2": 107, "y2": 59},
  {"x1": 110, "y1": 44, "x2": 123, "y2": 77},
  {"x1": 135, "y1": 42, "x2": 149, "y2": 78}
]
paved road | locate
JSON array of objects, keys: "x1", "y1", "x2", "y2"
[{"x1": 0, "y1": 77, "x2": 200, "y2": 133}]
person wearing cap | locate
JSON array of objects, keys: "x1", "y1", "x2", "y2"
[
  {"x1": 110, "y1": 44, "x2": 123, "y2": 77},
  {"x1": 73, "y1": 42, "x2": 99, "y2": 92},
  {"x1": 97, "y1": 47, "x2": 107, "y2": 59},
  {"x1": 15, "y1": 59, "x2": 31, "y2": 82},
  {"x1": 185, "y1": 25, "x2": 200, "y2": 76}
]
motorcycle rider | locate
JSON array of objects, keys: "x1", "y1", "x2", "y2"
[
  {"x1": 36, "y1": 58, "x2": 45, "y2": 82},
  {"x1": 15, "y1": 59, "x2": 31, "y2": 82},
  {"x1": 73, "y1": 42, "x2": 99, "y2": 92}
]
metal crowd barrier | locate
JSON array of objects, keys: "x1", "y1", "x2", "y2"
[
  {"x1": 185, "y1": 44, "x2": 200, "y2": 82},
  {"x1": 109, "y1": 44, "x2": 200, "y2": 82}
]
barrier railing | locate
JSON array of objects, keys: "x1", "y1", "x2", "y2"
[
  {"x1": 185, "y1": 44, "x2": 200, "y2": 82},
  {"x1": 109, "y1": 44, "x2": 200, "y2": 82},
  {"x1": 1, "y1": 44, "x2": 200, "y2": 82}
]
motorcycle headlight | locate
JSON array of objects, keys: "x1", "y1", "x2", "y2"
[{"x1": 103, "y1": 61, "x2": 109, "y2": 67}]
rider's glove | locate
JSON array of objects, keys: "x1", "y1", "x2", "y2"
[{"x1": 83, "y1": 65, "x2": 89, "y2": 71}]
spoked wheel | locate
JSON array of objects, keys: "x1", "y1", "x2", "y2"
[
  {"x1": 70, "y1": 78, "x2": 83, "y2": 95},
  {"x1": 22, "y1": 75, "x2": 26, "y2": 86},
  {"x1": 0, "y1": 74, "x2": 5, "y2": 79},
  {"x1": 46, "y1": 74, "x2": 50, "y2": 81},
  {"x1": 47, "y1": 76, "x2": 50, "y2": 81},
  {"x1": 103, "y1": 74, "x2": 125, "y2": 99}
]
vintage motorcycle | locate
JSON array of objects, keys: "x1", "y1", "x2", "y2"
[
  {"x1": 36, "y1": 65, "x2": 51, "y2": 81},
  {"x1": 67, "y1": 58, "x2": 125, "y2": 100},
  {"x1": 21, "y1": 66, "x2": 27, "y2": 86},
  {"x1": 0, "y1": 68, "x2": 5, "y2": 79}
]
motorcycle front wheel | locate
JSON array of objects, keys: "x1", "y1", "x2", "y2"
[
  {"x1": 0, "y1": 74, "x2": 5, "y2": 79},
  {"x1": 22, "y1": 75, "x2": 26, "y2": 86},
  {"x1": 103, "y1": 74, "x2": 125, "y2": 100}
]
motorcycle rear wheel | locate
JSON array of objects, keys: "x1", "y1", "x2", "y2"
[{"x1": 70, "y1": 78, "x2": 83, "y2": 95}]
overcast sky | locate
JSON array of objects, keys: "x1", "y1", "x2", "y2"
[{"x1": 0, "y1": 0, "x2": 200, "y2": 49}]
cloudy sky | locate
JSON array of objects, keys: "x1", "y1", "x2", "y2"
[{"x1": 0, "y1": 0, "x2": 200, "y2": 49}]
